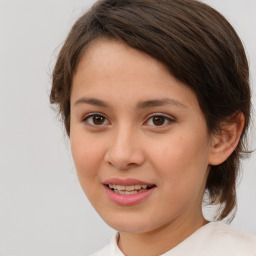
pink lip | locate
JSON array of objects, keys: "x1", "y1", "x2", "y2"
[
  {"x1": 103, "y1": 178, "x2": 155, "y2": 186},
  {"x1": 103, "y1": 178, "x2": 156, "y2": 206}
]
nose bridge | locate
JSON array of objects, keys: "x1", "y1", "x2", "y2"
[{"x1": 104, "y1": 122, "x2": 144, "y2": 169}]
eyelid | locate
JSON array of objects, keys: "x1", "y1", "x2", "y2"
[
  {"x1": 81, "y1": 112, "x2": 175, "y2": 128},
  {"x1": 82, "y1": 112, "x2": 111, "y2": 126},
  {"x1": 144, "y1": 113, "x2": 175, "y2": 127}
]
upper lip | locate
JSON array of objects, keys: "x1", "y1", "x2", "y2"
[{"x1": 103, "y1": 178, "x2": 155, "y2": 186}]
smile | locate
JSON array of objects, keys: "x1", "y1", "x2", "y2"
[
  {"x1": 107, "y1": 184, "x2": 154, "y2": 195},
  {"x1": 103, "y1": 180, "x2": 156, "y2": 206}
]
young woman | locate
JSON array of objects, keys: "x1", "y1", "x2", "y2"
[{"x1": 50, "y1": 0, "x2": 256, "y2": 255}]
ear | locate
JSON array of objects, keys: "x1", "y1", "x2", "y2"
[{"x1": 208, "y1": 112, "x2": 245, "y2": 166}]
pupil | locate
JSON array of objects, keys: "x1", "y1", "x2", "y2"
[
  {"x1": 153, "y1": 116, "x2": 165, "y2": 126},
  {"x1": 93, "y1": 116, "x2": 105, "y2": 125}
]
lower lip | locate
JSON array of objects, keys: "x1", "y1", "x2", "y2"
[{"x1": 104, "y1": 185, "x2": 156, "y2": 206}]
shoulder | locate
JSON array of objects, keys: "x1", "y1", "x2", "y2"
[
  {"x1": 89, "y1": 233, "x2": 123, "y2": 256},
  {"x1": 89, "y1": 244, "x2": 111, "y2": 256},
  {"x1": 171, "y1": 222, "x2": 256, "y2": 256},
  {"x1": 201, "y1": 222, "x2": 256, "y2": 255}
]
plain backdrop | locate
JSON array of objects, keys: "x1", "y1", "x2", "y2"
[{"x1": 0, "y1": 0, "x2": 255, "y2": 255}]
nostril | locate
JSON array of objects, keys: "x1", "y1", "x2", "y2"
[{"x1": 104, "y1": 148, "x2": 145, "y2": 170}]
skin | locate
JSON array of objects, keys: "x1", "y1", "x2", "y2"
[{"x1": 69, "y1": 38, "x2": 243, "y2": 255}]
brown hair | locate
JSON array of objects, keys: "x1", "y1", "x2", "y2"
[{"x1": 50, "y1": 0, "x2": 251, "y2": 220}]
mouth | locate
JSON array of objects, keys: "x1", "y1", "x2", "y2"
[
  {"x1": 106, "y1": 184, "x2": 155, "y2": 195},
  {"x1": 103, "y1": 178, "x2": 156, "y2": 205}
]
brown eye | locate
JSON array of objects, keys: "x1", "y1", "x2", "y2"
[
  {"x1": 93, "y1": 115, "x2": 106, "y2": 125},
  {"x1": 145, "y1": 115, "x2": 174, "y2": 127},
  {"x1": 152, "y1": 116, "x2": 165, "y2": 126},
  {"x1": 83, "y1": 114, "x2": 110, "y2": 126}
]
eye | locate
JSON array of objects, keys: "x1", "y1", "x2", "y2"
[
  {"x1": 145, "y1": 115, "x2": 174, "y2": 127},
  {"x1": 82, "y1": 113, "x2": 110, "y2": 126}
]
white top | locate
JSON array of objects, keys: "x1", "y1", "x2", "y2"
[{"x1": 90, "y1": 222, "x2": 256, "y2": 256}]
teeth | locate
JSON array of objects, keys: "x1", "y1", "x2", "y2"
[
  {"x1": 114, "y1": 189, "x2": 148, "y2": 195},
  {"x1": 116, "y1": 185, "x2": 126, "y2": 191},
  {"x1": 108, "y1": 184, "x2": 150, "y2": 192},
  {"x1": 134, "y1": 185, "x2": 141, "y2": 190},
  {"x1": 125, "y1": 185, "x2": 135, "y2": 191}
]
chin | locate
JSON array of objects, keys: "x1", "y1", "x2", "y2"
[
  {"x1": 108, "y1": 222, "x2": 153, "y2": 234},
  {"x1": 100, "y1": 212, "x2": 160, "y2": 234}
]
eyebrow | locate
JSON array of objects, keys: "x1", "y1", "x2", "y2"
[
  {"x1": 137, "y1": 98, "x2": 186, "y2": 109},
  {"x1": 74, "y1": 97, "x2": 111, "y2": 108},
  {"x1": 74, "y1": 97, "x2": 186, "y2": 109}
]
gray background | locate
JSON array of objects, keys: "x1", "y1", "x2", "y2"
[{"x1": 0, "y1": 0, "x2": 255, "y2": 255}]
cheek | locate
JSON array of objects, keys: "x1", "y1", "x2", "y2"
[
  {"x1": 70, "y1": 133, "x2": 107, "y2": 204},
  {"x1": 150, "y1": 134, "x2": 210, "y2": 194},
  {"x1": 70, "y1": 132, "x2": 105, "y2": 179},
  {"x1": 154, "y1": 131, "x2": 209, "y2": 168}
]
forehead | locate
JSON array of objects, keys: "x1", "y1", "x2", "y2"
[
  {"x1": 71, "y1": 38, "x2": 202, "y2": 114},
  {"x1": 74, "y1": 38, "x2": 170, "y2": 81}
]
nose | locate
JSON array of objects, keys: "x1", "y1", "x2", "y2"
[{"x1": 104, "y1": 125, "x2": 145, "y2": 170}]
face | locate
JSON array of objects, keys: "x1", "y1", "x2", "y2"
[{"x1": 70, "y1": 38, "x2": 214, "y2": 234}]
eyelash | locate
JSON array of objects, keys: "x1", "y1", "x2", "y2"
[
  {"x1": 82, "y1": 113, "x2": 175, "y2": 128},
  {"x1": 146, "y1": 114, "x2": 175, "y2": 127},
  {"x1": 82, "y1": 112, "x2": 110, "y2": 126}
]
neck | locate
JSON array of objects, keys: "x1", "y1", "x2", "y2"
[{"x1": 118, "y1": 212, "x2": 207, "y2": 256}]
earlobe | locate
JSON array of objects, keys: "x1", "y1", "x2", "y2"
[{"x1": 208, "y1": 112, "x2": 245, "y2": 166}]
